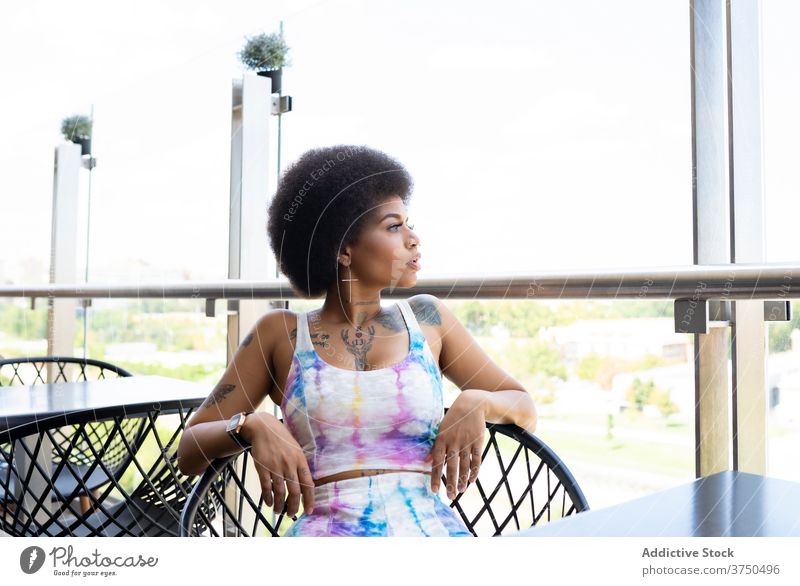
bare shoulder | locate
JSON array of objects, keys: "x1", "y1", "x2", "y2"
[
  {"x1": 239, "y1": 308, "x2": 304, "y2": 374},
  {"x1": 186, "y1": 308, "x2": 296, "y2": 428},
  {"x1": 408, "y1": 293, "x2": 449, "y2": 328},
  {"x1": 407, "y1": 293, "x2": 459, "y2": 369},
  {"x1": 409, "y1": 294, "x2": 526, "y2": 393},
  {"x1": 407, "y1": 294, "x2": 452, "y2": 350},
  {"x1": 407, "y1": 292, "x2": 470, "y2": 337},
  {"x1": 256, "y1": 307, "x2": 302, "y2": 354},
  {"x1": 259, "y1": 307, "x2": 299, "y2": 331}
]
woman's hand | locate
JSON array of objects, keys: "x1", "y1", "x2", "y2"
[
  {"x1": 242, "y1": 412, "x2": 314, "y2": 518},
  {"x1": 426, "y1": 389, "x2": 487, "y2": 499}
]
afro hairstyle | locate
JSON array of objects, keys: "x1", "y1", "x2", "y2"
[{"x1": 266, "y1": 144, "x2": 414, "y2": 298}]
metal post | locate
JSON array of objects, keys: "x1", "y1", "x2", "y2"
[
  {"x1": 24, "y1": 141, "x2": 84, "y2": 521},
  {"x1": 727, "y1": 0, "x2": 767, "y2": 474},
  {"x1": 48, "y1": 143, "x2": 81, "y2": 361},
  {"x1": 690, "y1": 0, "x2": 731, "y2": 477},
  {"x1": 227, "y1": 73, "x2": 276, "y2": 534}
]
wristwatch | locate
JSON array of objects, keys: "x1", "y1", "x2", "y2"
[{"x1": 226, "y1": 411, "x2": 254, "y2": 450}]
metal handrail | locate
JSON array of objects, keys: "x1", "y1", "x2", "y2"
[{"x1": 0, "y1": 263, "x2": 796, "y2": 301}]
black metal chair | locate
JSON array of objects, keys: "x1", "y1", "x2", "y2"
[
  {"x1": 179, "y1": 410, "x2": 590, "y2": 537},
  {"x1": 0, "y1": 396, "x2": 207, "y2": 536},
  {"x1": 0, "y1": 356, "x2": 142, "y2": 515}
]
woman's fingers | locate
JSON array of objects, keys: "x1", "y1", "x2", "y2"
[
  {"x1": 431, "y1": 441, "x2": 480, "y2": 496},
  {"x1": 469, "y1": 445, "x2": 482, "y2": 483},
  {"x1": 261, "y1": 472, "x2": 274, "y2": 507},
  {"x1": 284, "y1": 471, "x2": 301, "y2": 518},
  {"x1": 298, "y1": 466, "x2": 315, "y2": 514},
  {"x1": 271, "y1": 471, "x2": 287, "y2": 514},
  {"x1": 445, "y1": 449, "x2": 459, "y2": 498},
  {"x1": 458, "y1": 448, "x2": 471, "y2": 492},
  {"x1": 249, "y1": 450, "x2": 315, "y2": 518},
  {"x1": 253, "y1": 455, "x2": 275, "y2": 507},
  {"x1": 430, "y1": 444, "x2": 445, "y2": 492}
]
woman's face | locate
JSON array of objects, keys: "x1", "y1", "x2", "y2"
[{"x1": 347, "y1": 196, "x2": 422, "y2": 290}]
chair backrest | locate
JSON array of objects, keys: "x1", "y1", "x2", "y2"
[
  {"x1": 180, "y1": 409, "x2": 590, "y2": 537},
  {"x1": 0, "y1": 404, "x2": 209, "y2": 536},
  {"x1": 0, "y1": 356, "x2": 133, "y2": 386},
  {"x1": 120, "y1": 409, "x2": 230, "y2": 536},
  {"x1": 0, "y1": 358, "x2": 213, "y2": 535}
]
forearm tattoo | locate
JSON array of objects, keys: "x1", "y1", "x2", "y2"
[{"x1": 202, "y1": 382, "x2": 236, "y2": 409}]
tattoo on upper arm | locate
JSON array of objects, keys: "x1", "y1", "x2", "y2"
[
  {"x1": 409, "y1": 297, "x2": 442, "y2": 326},
  {"x1": 241, "y1": 332, "x2": 253, "y2": 347},
  {"x1": 202, "y1": 383, "x2": 236, "y2": 409}
]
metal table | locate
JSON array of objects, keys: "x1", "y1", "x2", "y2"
[
  {"x1": 0, "y1": 375, "x2": 208, "y2": 536},
  {"x1": 508, "y1": 470, "x2": 800, "y2": 537},
  {"x1": 0, "y1": 375, "x2": 207, "y2": 433}
]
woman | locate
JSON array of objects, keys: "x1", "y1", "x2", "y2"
[{"x1": 177, "y1": 144, "x2": 538, "y2": 536}]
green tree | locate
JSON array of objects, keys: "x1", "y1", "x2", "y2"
[
  {"x1": 575, "y1": 353, "x2": 630, "y2": 390},
  {"x1": 576, "y1": 353, "x2": 604, "y2": 381},
  {"x1": 766, "y1": 301, "x2": 800, "y2": 353},
  {"x1": 768, "y1": 323, "x2": 795, "y2": 353},
  {"x1": 625, "y1": 377, "x2": 655, "y2": 411},
  {"x1": 625, "y1": 377, "x2": 678, "y2": 417},
  {"x1": 578, "y1": 353, "x2": 667, "y2": 390},
  {"x1": 505, "y1": 339, "x2": 567, "y2": 381},
  {"x1": 651, "y1": 387, "x2": 679, "y2": 417},
  {"x1": 629, "y1": 353, "x2": 667, "y2": 371},
  {"x1": 449, "y1": 299, "x2": 556, "y2": 338},
  {"x1": 0, "y1": 301, "x2": 48, "y2": 339}
]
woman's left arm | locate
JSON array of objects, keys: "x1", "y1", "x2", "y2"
[
  {"x1": 413, "y1": 294, "x2": 539, "y2": 497},
  {"x1": 460, "y1": 388, "x2": 538, "y2": 434},
  {"x1": 411, "y1": 294, "x2": 538, "y2": 433}
]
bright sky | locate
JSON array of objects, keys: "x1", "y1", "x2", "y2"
[{"x1": 1, "y1": 0, "x2": 798, "y2": 284}]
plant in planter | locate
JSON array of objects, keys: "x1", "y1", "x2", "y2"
[
  {"x1": 238, "y1": 31, "x2": 291, "y2": 93},
  {"x1": 61, "y1": 114, "x2": 93, "y2": 156}
]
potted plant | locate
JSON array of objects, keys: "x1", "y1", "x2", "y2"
[
  {"x1": 61, "y1": 114, "x2": 92, "y2": 156},
  {"x1": 238, "y1": 31, "x2": 291, "y2": 93}
]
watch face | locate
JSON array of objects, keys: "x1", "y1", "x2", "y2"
[{"x1": 226, "y1": 414, "x2": 241, "y2": 432}]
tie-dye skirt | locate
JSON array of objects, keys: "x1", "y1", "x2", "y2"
[{"x1": 282, "y1": 471, "x2": 474, "y2": 537}]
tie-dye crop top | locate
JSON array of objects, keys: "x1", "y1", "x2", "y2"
[{"x1": 280, "y1": 300, "x2": 444, "y2": 481}]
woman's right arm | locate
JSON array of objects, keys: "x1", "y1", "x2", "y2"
[{"x1": 176, "y1": 310, "x2": 315, "y2": 516}]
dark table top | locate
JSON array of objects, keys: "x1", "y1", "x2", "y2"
[
  {"x1": 0, "y1": 375, "x2": 209, "y2": 439},
  {"x1": 509, "y1": 470, "x2": 800, "y2": 537}
]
